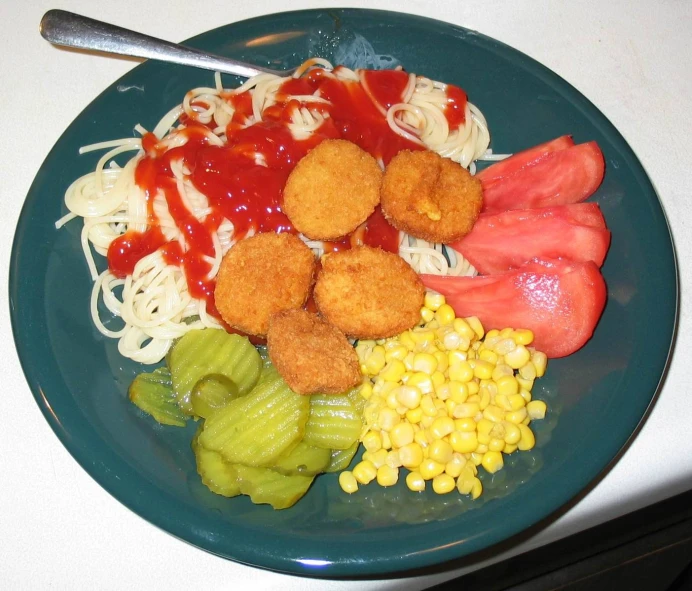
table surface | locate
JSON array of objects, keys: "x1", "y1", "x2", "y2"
[{"x1": 2, "y1": 0, "x2": 690, "y2": 589}]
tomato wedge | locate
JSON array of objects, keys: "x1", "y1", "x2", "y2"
[
  {"x1": 452, "y1": 204, "x2": 610, "y2": 275},
  {"x1": 421, "y1": 258, "x2": 607, "y2": 358},
  {"x1": 479, "y1": 140, "x2": 605, "y2": 213},
  {"x1": 477, "y1": 135, "x2": 574, "y2": 185}
]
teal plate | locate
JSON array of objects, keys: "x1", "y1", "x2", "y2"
[{"x1": 9, "y1": 9, "x2": 677, "y2": 577}]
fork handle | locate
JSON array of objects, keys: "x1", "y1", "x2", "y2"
[{"x1": 39, "y1": 9, "x2": 283, "y2": 79}]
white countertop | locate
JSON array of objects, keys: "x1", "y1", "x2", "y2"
[{"x1": 2, "y1": 0, "x2": 690, "y2": 588}]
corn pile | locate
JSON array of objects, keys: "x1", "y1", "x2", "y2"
[{"x1": 339, "y1": 293, "x2": 548, "y2": 498}]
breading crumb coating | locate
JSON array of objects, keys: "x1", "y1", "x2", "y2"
[
  {"x1": 314, "y1": 246, "x2": 425, "y2": 340},
  {"x1": 214, "y1": 232, "x2": 316, "y2": 337},
  {"x1": 267, "y1": 309, "x2": 361, "y2": 395},
  {"x1": 282, "y1": 139, "x2": 383, "y2": 240},
  {"x1": 380, "y1": 149, "x2": 483, "y2": 244}
]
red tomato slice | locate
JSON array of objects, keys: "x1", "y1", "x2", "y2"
[
  {"x1": 452, "y1": 204, "x2": 610, "y2": 274},
  {"x1": 480, "y1": 141, "x2": 605, "y2": 213},
  {"x1": 421, "y1": 258, "x2": 607, "y2": 358},
  {"x1": 477, "y1": 135, "x2": 574, "y2": 185}
]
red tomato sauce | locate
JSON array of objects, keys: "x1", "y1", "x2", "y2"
[{"x1": 107, "y1": 68, "x2": 466, "y2": 318}]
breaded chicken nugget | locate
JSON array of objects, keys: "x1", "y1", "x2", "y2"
[
  {"x1": 214, "y1": 232, "x2": 315, "y2": 337},
  {"x1": 314, "y1": 246, "x2": 424, "y2": 340},
  {"x1": 267, "y1": 309, "x2": 361, "y2": 395},
  {"x1": 282, "y1": 139, "x2": 383, "y2": 241},
  {"x1": 380, "y1": 150, "x2": 483, "y2": 244}
]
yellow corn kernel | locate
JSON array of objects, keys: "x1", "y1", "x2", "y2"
[
  {"x1": 395, "y1": 385, "x2": 422, "y2": 410},
  {"x1": 435, "y1": 304, "x2": 456, "y2": 326},
  {"x1": 380, "y1": 359, "x2": 407, "y2": 383},
  {"x1": 532, "y1": 351, "x2": 548, "y2": 377},
  {"x1": 473, "y1": 360, "x2": 494, "y2": 381},
  {"x1": 431, "y1": 350, "x2": 448, "y2": 372},
  {"x1": 339, "y1": 471, "x2": 359, "y2": 493},
  {"x1": 507, "y1": 393, "x2": 526, "y2": 411},
  {"x1": 430, "y1": 372, "x2": 444, "y2": 390},
  {"x1": 419, "y1": 459, "x2": 445, "y2": 480},
  {"x1": 449, "y1": 430, "x2": 478, "y2": 453},
  {"x1": 406, "y1": 407, "x2": 423, "y2": 424},
  {"x1": 464, "y1": 316, "x2": 484, "y2": 339},
  {"x1": 428, "y1": 439, "x2": 454, "y2": 464},
  {"x1": 455, "y1": 417, "x2": 477, "y2": 432},
  {"x1": 385, "y1": 391, "x2": 399, "y2": 410},
  {"x1": 424, "y1": 292, "x2": 445, "y2": 311},
  {"x1": 477, "y1": 417, "x2": 494, "y2": 436},
  {"x1": 359, "y1": 381, "x2": 373, "y2": 400},
  {"x1": 399, "y1": 443, "x2": 424, "y2": 469},
  {"x1": 448, "y1": 349, "x2": 468, "y2": 366},
  {"x1": 494, "y1": 375, "x2": 518, "y2": 397},
  {"x1": 420, "y1": 394, "x2": 437, "y2": 417},
  {"x1": 481, "y1": 450, "x2": 504, "y2": 474},
  {"x1": 483, "y1": 404, "x2": 505, "y2": 424},
  {"x1": 376, "y1": 465, "x2": 399, "y2": 487},
  {"x1": 352, "y1": 460, "x2": 377, "y2": 485},
  {"x1": 430, "y1": 416, "x2": 455, "y2": 439},
  {"x1": 513, "y1": 328, "x2": 534, "y2": 346},
  {"x1": 402, "y1": 353, "x2": 415, "y2": 371},
  {"x1": 442, "y1": 331, "x2": 467, "y2": 351},
  {"x1": 505, "y1": 345, "x2": 531, "y2": 369},
  {"x1": 386, "y1": 450, "x2": 403, "y2": 468},
  {"x1": 452, "y1": 401, "x2": 480, "y2": 419},
  {"x1": 445, "y1": 399, "x2": 458, "y2": 415},
  {"x1": 479, "y1": 349, "x2": 499, "y2": 365},
  {"x1": 488, "y1": 437, "x2": 505, "y2": 453},
  {"x1": 432, "y1": 473, "x2": 456, "y2": 494},
  {"x1": 369, "y1": 448, "x2": 389, "y2": 468},
  {"x1": 516, "y1": 376, "x2": 535, "y2": 393},
  {"x1": 449, "y1": 361, "x2": 475, "y2": 383},
  {"x1": 478, "y1": 385, "x2": 491, "y2": 410},
  {"x1": 390, "y1": 422, "x2": 415, "y2": 448},
  {"x1": 502, "y1": 421, "x2": 521, "y2": 445},
  {"x1": 467, "y1": 380, "x2": 480, "y2": 396},
  {"x1": 377, "y1": 407, "x2": 400, "y2": 431},
  {"x1": 384, "y1": 342, "x2": 407, "y2": 359},
  {"x1": 444, "y1": 453, "x2": 467, "y2": 478},
  {"x1": 491, "y1": 364, "x2": 513, "y2": 382},
  {"x1": 420, "y1": 415, "x2": 435, "y2": 429},
  {"x1": 527, "y1": 400, "x2": 547, "y2": 420},
  {"x1": 381, "y1": 431, "x2": 392, "y2": 450},
  {"x1": 362, "y1": 430, "x2": 382, "y2": 452},
  {"x1": 519, "y1": 361, "x2": 537, "y2": 381},
  {"x1": 505, "y1": 407, "x2": 528, "y2": 424},
  {"x1": 519, "y1": 388, "x2": 532, "y2": 403},
  {"x1": 469, "y1": 451, "x2": 484, "y2": 466},
  {"x1": 420, "y1": 306, "x2": 435, "y2": 323},
  {"x1": 410, "y1": 330, "x2": 435, "y2": 347},
  {"x1": 412, "y1": 353, "x2": 437, "y2": 374},
  {"x1": 518, "y1": 424, "x2": 536, "y2": 451},
  {"x1": 451, "y1": 318, "x2": 475, "y2": 342},
  {"x1": 408, "y1": 372, "x2": 434, "y2": 394},
  {"x1": 399, "y1": 331, "x2": 416, "y2": 352},
  {"x1": 363, "y1": 345, "x2": 386, "y2": 375},
  {"x1": 406, "y1": 471, "x2": 426, "y2": 492},
  {"x1": 504, "y1": 443, "x2": 518, "y2": 454}
]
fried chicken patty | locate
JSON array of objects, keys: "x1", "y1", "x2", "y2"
[
  {"x1": 314, "y1": 246, "x2": 425, "y2": 340},
  {"x1": 282, "y1": 139, "x2": 383, "y2": 241},
  {"x1": 380, "y1": 150, "x2": 483, "y2": 244},
  {"x1": 214, "y1": 232, "x2": 316, "y2": 337},
  {"x1": 267, "y1": 309, "x2": 361, "y2": 395}
]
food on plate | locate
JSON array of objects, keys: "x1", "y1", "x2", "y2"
[
  {"x1": 339, "y1": 294, "x2": 548, "y2": 497},
  {"x1": 478, "y1": 138, "x2": 605, "y2": 213},
  {"x1": 267, "y1": 308, "x2": 361, "y2": 395},
  {"x1": 453, "y1": 203, "x2": 611, "y2": 275},
  {"x1": 282, "y1": 139, "x2": 383, "y2": 240},
  {"x1": 128, "y1": 367, "x2": 186, "y2": 427},
  {"x1": 303, "y1": 393, "x2": 364, "y2": 450},
  {"x1": 421, "y1": 258, "x2": 607, "y2": 358},
  {"x1": 380, "y1": 149, "x2": 483, "y2": 243},
  {"x1": 314, "y1": 246, "x2": 426, "y2": 339},
  {"x1": 168, "y1": 328, "x2": 262, "y2": 415},
  {"x1": 214, "y1": 232, "x2": 316, "y2": 337},
  {"x1": 58, "y1": 58, "x2": 489, "y2": 364}
]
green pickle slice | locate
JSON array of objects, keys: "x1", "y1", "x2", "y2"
[
  {"x1": 325, "y1": 441, "x2": 360, "y2": 473},
  {"x1": 303, "y1": 393, "x2": 362, "y2": 450},
  {"x1": 169, "y1": 329, "x2": 262, "y2": 415},
  {"x1": 192, "y1": 433, "x2": 240, "y2": 498},
  {"x1": 272, "y1": 441, "x2": 331, "y2": 476},
  {"x1": 128, "y1": 367, "x2": 187, "y2": 427},
  {"x1": 199, "y1": 367, "x2": 310, "y2": 467},
  {"x1": 234, "y1": 465, "x2": 315, "y2": 510}
]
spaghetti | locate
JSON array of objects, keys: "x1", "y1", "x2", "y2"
[{"x1": 57, "y1": 59, "x2": 491, "y2": 364}]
